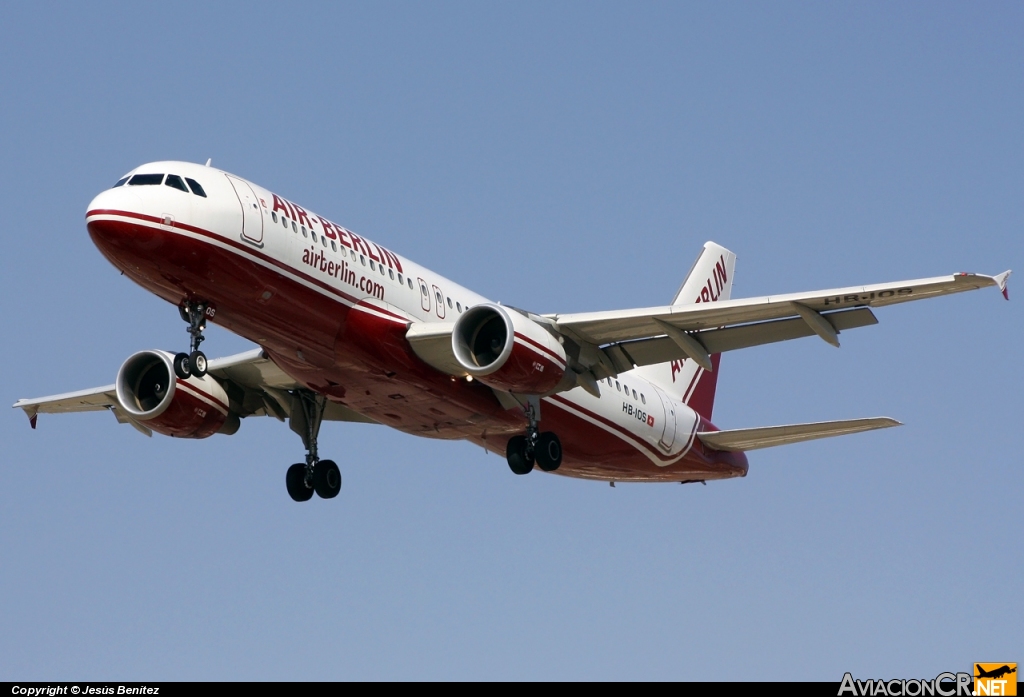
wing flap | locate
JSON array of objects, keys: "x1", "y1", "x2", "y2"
[
  {"x1": 697, "y1": 417, "x2": 901, "y2": 452},
  {"x1": 614, "y1": 307, "x2": 877, "y2": 369}
]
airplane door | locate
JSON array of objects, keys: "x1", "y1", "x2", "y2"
[
  {"x1": 226, "y1": 175, "x2": 264, "y2": 246},
  {"x1": 432, "y1": 285, "x2": 446, "y2": 319},
  {"x1": 417, "y1": 278, "x2": 431, "y2": 312},
  {"x1": 654, "y1": 386, "x2": 677, "y2": 451}
]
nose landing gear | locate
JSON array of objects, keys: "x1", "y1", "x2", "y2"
[
  {"x1": 172, "y1": 300, "x2": 210, "y2": 379},
  {"x1": 505, "y1": 398, "x2": 562, "y2": 475},
  {"x1": 286, "y1": 390, "x2": 342, "y2": 502}
]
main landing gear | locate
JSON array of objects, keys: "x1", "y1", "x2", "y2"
[
  {"x1": 286, "y1": 390, "x2": 342, "y2": 502},
  {"x1": 172, "y1": 300, "x2": 209, "y2": 380},
  {"x1": 506, "y1": 399, "x2": 562, "y2": 475}
]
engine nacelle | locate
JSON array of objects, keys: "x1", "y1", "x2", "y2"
[
  {"x1": 115, "y1": 350, "x2": 237, "y2": 438},
  {"x1": 452, "y1": 303, "x2": 567, "y2": 394}
]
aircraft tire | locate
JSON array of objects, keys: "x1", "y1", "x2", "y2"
[
  {"x1": 286, "y1": 463, "x2": 314, "y2": 502},
  {"x1": 506, "y1": 435, "x2": 534, "y2": 475},
  {"x1": 190, "y1": 350, "x2": 208, "y2": 378},
  {"x1": 313, "y1": 459, "x2": 342, "y2": 499},
  {"x1": 536, "y1": 432, "x2": 562, "y2": 472},
  {"x1": 173, "y1": 352, "x2": 191, "y2": 380}
]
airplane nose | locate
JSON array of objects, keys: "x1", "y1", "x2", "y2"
[
  {"x1": 85, "y1": 186, "x2": 156, "y2": 273},
  {"x1": 86, "y1": 186, "x2": 141, "y2": 220}
]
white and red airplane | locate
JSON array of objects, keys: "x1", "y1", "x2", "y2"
[{"x1": 14, "y1": 161, "x2": 1011, "y2": 501}]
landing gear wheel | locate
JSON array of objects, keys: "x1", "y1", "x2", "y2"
[
  {"x1": 173, "y1": 352, "x2": 191, "y2": 380},
  {"x1": 286, "y1": 463, "x2": 314, "y2": 502},
  {"x1": 190, "y1": 350, "x2": 208, "y2": 378},
  {"x1": 313, "y1": 459, "x2": 342, "y2": 499},
  {"x1": 535, "y1": 432, "x2": 562, "y2": 472},
  {"x1": 506, "y1": 435, "x2": 535, "y2": 475}
]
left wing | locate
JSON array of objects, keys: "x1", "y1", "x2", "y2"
[
  {"x1": 552, "y1": 270, "x2": 1009, "y2": 377},
  {"x1": 406, "y1": 270, "x2": 1009, "y2": 383},
  {"x1": 551, "y1": 271, "x2": 1010, "y2": 346}
]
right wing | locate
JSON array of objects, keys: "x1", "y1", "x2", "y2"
[
  {"x1": 13, "y1": 348, "x2": 377, "y2": 432},
  {"x1": 697, "y1": 417, "x2": 901, "y2": 452}
]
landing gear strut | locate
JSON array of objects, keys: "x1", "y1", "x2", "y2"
[
  {"x1": 286, "y1": 390, "x2": 341, "y2": 502},
  {"x1": 506, "y1": 398, "x2": 562, "y2": 475},
  {"x1": 173, "y1": 300, "x2": 209, "y2": 379}
]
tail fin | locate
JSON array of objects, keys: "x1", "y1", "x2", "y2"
[{"x1": 635, "y1": 241, "x2": 736, "y2": 421}]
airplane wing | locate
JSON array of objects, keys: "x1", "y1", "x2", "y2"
[
  {"x1": 697, "y1": 417, "x2": 902, "y2": 452},
  {"x1": 408, "y1": 270, "x2": 1010, "y2": 382},
  {"x1": 550, "y1": 270, "x2": 1010, "y2": 344},
  {"x1": 13, "y1": 348, "x2": 377, "y2": 431}
]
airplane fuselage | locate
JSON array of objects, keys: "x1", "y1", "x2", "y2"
[{"x1": 86, "y1": 161, "x2": 748, "y2": 483}]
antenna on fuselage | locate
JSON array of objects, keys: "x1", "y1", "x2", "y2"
[{"x1": 205, "y1": 158, "x2": 212, "y2": 167}]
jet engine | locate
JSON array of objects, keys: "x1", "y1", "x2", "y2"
[
  {"x1": 115, "y1": 350, "x2": 238, "y2": 438},
  {"x1": 452, "y1": 303, "x2": 567, "y2": 394}
]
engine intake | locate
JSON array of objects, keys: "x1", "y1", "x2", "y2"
[
  {"x1": 452, "y1": 304, "x2": 567, "y2": 394},
  {"x1": 116, "y1": 350, "x2": 237, "y2": 438}
]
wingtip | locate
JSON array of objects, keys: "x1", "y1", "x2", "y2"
[{"x1": 995, "y1": 270, "x2": 1011, "y2": 300}]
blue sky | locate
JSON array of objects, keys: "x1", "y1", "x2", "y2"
[{"x1": 0, "y1": 2, "x2": 1020, "y2": 680}]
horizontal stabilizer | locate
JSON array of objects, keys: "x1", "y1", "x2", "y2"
[{"x1": 697, "y1": 417, "x2": 901, "y2": 452}]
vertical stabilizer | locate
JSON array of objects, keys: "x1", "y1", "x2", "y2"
[{"x1": 635, "y1": 241, "x2": 735, "y2": 421}]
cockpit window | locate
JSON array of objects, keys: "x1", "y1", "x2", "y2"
[
  {"x1": 113, "y1": 177, "x2": 129, "y2": 188},
  {"x1": 185, "y1": 178, "x2": 207, "y2": 198},
  {"x1": 164, "y1": 175, "x2": 189, "y2": 192},
  {"x1": 128, "y1": 173, "x2": 164, "y2": 186}
]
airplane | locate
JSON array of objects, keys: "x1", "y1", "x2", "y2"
[
  {"x1": 975, "y1": 665, "x2": 1016, "y2": 680},
  {"x1": 13, "y1": 160, "x2": 1012, "y2": 502}
]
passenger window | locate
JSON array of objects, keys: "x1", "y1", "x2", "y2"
[
  {"x1": 369, "y1": 260, "x2": 376, "y2": 271},
  {"x1": 164, "y1": 175, "x2": 188, "y2": 192},
  {"x1": 341, "y1": 247, "x2": 347, "y2": 258},
  {"x1": 641, "y1": 393, "x2": 646, "y2": 404},
  {"x1": 447, "y1": 297, "x2": 453, "y2": 309},
  {"x1": 380, "y1": 265, "x2": 386, "y2": 276},
  {"x1": 615, "y1": 381, "x2": 621, "y2": 392},
  {"x1": 331, "y1": 240, "x2": 337, "y2": 252},
  {"x1": 360, "y1": 255, "x2": 366, "y2": 265},
  {"x1": 388, "y1": 269, "x2": 394, "y2": 280},
  {"x1": 272, "y1": 212, "x2": 278, "y2": 223},
  {"x1": 291, "y1": 221, "x2": 297, "y2": 233},
  {"x1": 184, "y1": 178, "x2": 207, "y2": 197},
  {"x1": 128, "y1": 173, "x2": 164, "y2": 186},
  {"x1": 398, "y1": 273, "x2": 403, "y2": 284},
  {"x1": 435, "y1": 291, "x2": 443, "y2": 305},
  {"x1": 113, "y1": 177, "x2": 129, "y2": 188},
  {"x1": 408, "y1": 278, "x2": 414, "y2": 289},
  {"x1": 632, "y1": 389, "x2": 638, "y2": 399},
  {"x1": 456, "y1": 302, "x2": 462, "y2": 312}
]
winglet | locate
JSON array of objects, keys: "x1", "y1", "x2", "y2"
[
  {"x1": 29, "y1": 410, "x2": 37, "y2": 429},
  {"x1": 994, "y1": 270, "x2": 1011, "y2": 300}
]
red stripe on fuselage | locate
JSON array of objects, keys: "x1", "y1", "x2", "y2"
[{"x1": 87, "y1": 209, "x2": 409, "y2": 322}]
